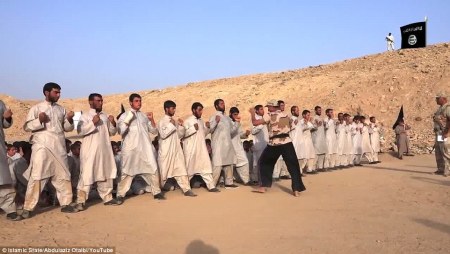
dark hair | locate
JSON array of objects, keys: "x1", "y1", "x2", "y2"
[
  {"x1": 338, "y1": 113, "x2": 344, "y2": 117},
  {"x1": 254, "y1": 105, "x2": 263, "y2": 111},
  {"x1": 214, "y1": 99, "x2": 224, "y2": 109},
  {"x1": 88, "y1": 93, "x2": 102, "y2": 101},
  {"x1": 191, "y1": 102, "x2": 203, "y2": 111},
  {"x1": 360, "y1": 116, "x2": 366, "y2": 121},
  {"x1": 353, "y1": 115, "x2": 360, "y2": 121},
  {"x1": 65, "y1": 139, "x2": 72, "y2": 145},
  {"x1": 164, "y1": 100, "x2": 176, "y2": 110},
  {"x1": 71, "y1": 142, "x2": 81, "y2": 150},
  {"x1": 278, "y1": 100, "x2": 285, "y2": 105},
  {"x1": 302, "y1": 110, "x2": 310, "y2": 116},
  {"x1": 343, "y1": 113, "x2": 350, "y2": 118},
  {"x1": 205, "y1": 138, "x2": 211, "y2": 145},
  {"x1": 43, "y1": 82, "x2": 61, "y2": 95},
  {"x1": 6, "y1": 144, "x2": 14, "y2": 150},
  {"x1": 370, "y1": 116, "x2": 375, "y2": 121},
  {"x1": 314, "y1": 106, "x2": 321, "y2": 111},
  {"x1": 290, "y1": 106, "x2": 298, "y2": 114},
  {"x1": 229, "y1": 107, "x2": 239, "y2": 114},
  {"x1": 325, "y1": 108, "x2": 333, "y2": 114},
  {"x1": 129, "y1": 93, "x2": 141, "y2": 102}
]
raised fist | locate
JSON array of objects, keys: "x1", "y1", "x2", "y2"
[
  {"x1": 205, "y1": 121, "x2": 210, "y2": 129},
  {"x1": 215, "y1": 115, "x2": 221, "y2": 123},
  {"x1": 66, "y1": 111, "x2": 74, "y2": 120},
  {"x1": 194, "y1": 123, "x2": 199, "y2": 130},
  {"x1": 39, "y1": 112, "x2": 49, "y2": 123},
  {"x1": 92, "y1": 114, "x2": 101, "y2": 125},
  {"x1": 3, "y1": 109, "x2": 12, "y2": 119}
]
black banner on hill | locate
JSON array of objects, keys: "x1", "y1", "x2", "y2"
[{"x1": 400, "y1": 22, "x2": 426, "y2": 49}]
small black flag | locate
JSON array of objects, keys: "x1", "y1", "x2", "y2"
[
  {"x1": 116, "y1": 103, "x2": 125, "y2": 120},
  {"x1": 392, "y1": 105, "x2": 404, "y2": 130},
  {"x1": 400, "y1": 21, "x2": 426, "y2": 49}
]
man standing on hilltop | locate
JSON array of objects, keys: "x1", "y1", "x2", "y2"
[
  {"x1": 22, "y1": 82, "x2": 78, "y2": 218},
  {"x1": 386, "y1": 33, "x2": 395, "y2": 51},
  {"x1": 209, "y1": 99, "x2": 239, "y2": 188}
]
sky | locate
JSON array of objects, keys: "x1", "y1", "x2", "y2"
[{"x1": 1, "y1": 0, "x2": 449, "y2": 99}]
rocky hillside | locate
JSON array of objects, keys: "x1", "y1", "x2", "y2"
[{"x1": 2, "y1": 43, "x2": 450, "y2": 154}]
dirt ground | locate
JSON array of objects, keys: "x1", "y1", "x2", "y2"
[{"x1": 1, "y1": 153, "x2": 449, "y2": 254}]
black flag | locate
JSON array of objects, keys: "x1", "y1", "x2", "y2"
[
  {"x1": 116, "y1": 103, "x2": 125, "y2": 120},
  {"x1": 400, "y1": 22, "x2": 426, "y2": 49},
  {"x1": 392, "y1": 105, "x2": 404, "y2": 130}
]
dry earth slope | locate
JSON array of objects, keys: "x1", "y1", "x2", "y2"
[{"x1": 2, "y1": 42, "x2": 450, "y2": 153}]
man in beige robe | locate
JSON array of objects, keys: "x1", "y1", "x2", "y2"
[
  {"x1": 359, "y1": 116, "x2": 375, "y2": 164},
  {"x1": 182, "y1": 102, "x2": 220, "y2": 192},
  {"x1": 75, "y1": 93, "x2": 120, "y2": 211},
  {"x1": 22, "y1": 83, "x2": 78, "y2": 219},
  {"x1": 335, "y1": 113, "x2": 347, "y2": 168},
  {"x1": 344, "y1": 114, "x2": 354, "y2": 167},
  {"x1": 158, "y1": 100, "x2": 196, "y2": 197},
  {"x1": 394, "y1": 119, "x2": 413, "y2": 159},
  {"x1": 324, "y1": 109, "x2": 338, "y2": 170},
  {"x1": 0, "y1": 100, "x2": 22, "y2": 221},
  {"x1": 312, "y1": 106, "x2": 328, "y2": 172},
  {"x1": 113, "y1": 93, "x2": 165, "y2": 204},
  {"x1": 209, "y1": 99, "x2": 239, "y2": 188},
  {"x1": 441, "y1": 95, "x2": 450, "y2": 177},
  {"x1": 300, "y1": 110, "x2": 317, "y2": 174},
  {"x1": 229, "y1": 107, "x2": 251, "y2": 185},
  {"x1": 289, "y1": 106, "x2": 304, "y2": 175},
  {"x1": 251, "y1": 105, "x2": 268, "y2": 183},
  {"x1": 369, "y1": 116, "x2": 381, "y2": 163}
]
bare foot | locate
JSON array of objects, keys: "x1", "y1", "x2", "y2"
[{"x1": 293, "y1": 191, "x2": 300, "y2": 197}]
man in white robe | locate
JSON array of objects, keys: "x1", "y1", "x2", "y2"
[
  {"x1": 251, "y1": 105, "x2": 268, "y2": 183},
  {"x1": 22, "y1": 83, "x2": 78, "y2": 218},
  {"x1": 229, "y1": 107, "x2": 251, "y2": 185},
  {"x1": 359, "y1": 116, "x2": 375, "y2": 164},
  {"x1": 369, "y1": 116, "x2": 381, "y2": 163},
  {"x1": 324, "y1": 108, "x2": 337, "y2": 170},
  {"x1": 311, "y1": 106, "x2": 328, "y2": 172},
  {"x1": 75, "y1": 93, "x2": 120, "y2": 211},
  {"x1": 0, "y1": 100, "x2": 22, "y2": 221},
  {"x1": 182, "y1": 102, "x2": 220, "y2": 192},
  {"x1": 300, "y1": 110, "x2": 317, "y2": 174},
  {"x1": 209, "y1": 99, "x2": 239, "y2": 188},
  {"x1": 335, "y1": 113, "x2": 347, "y2": 168},
  {"x1": 344, "y1": 114, "x2": 354, "y2": 167},
  {"x1": 289, "y1": 106, "x2": 305, "y2": 175},
  {"x1": 352, "y1": 116, "x2": 363, "y2": 166},
  {"x1": 158, "y1": 100, "x2": 196, "y2": 197},
  {"x1": 114, "y1": 93, "x2": 165, "y2": 204}
]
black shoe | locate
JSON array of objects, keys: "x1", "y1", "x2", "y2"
[
  {"x1": 354, "y1": 164, "x2": 363, "y2": 166},
  {"x1": 61, "y1": 205, "x2": 79, "y2": 213},
  {"x1": 280, "y1": 175, "x2": 291, "y2": 180},
  {"x1": 184, "y1": 190, "x2": 197, "y2": 197},
  {"x1": 369, "y1": 162, "x2": 377, "y2": 164},
  {"x1": 21, "y1": 210, "x2": 32, "y2": 219},
  {"x1": 306, "y1": 171, "x2": 317, "y2": 174},
  {"x1": 375, "y1": 161, "x2": 381, "y2": 164},
  {"x1": 75, "y1": 203, "x2": 86, "y2": 211},
  {"x1": 104, "y1": 198, "x2": 123, "y2": 205},
  {"x1": 208, "y1": 188, "x2": 221, "y2": 192},
  {"x1": 115, "y1": 196, "x2": 125, "y2": 205},
  {"x1": 273, "y1": 178, "x2": 280, "y2": 182},
  {"x1": 224, "y1": 184, "x2": 239, "y2": 189},
  {"x1": 6, "y1": 212, "x2": 23, "y2": 221},
  {"x1": 153, "y1": 193, "x2": 166, "y2": 200}
]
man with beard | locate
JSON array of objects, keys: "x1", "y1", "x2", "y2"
[
  {"x1": 229, "y1": 107, "x2": 251, "y2": 185},
  {"x1": 324, "y1": 109, "x2": 337, "y2": 170},
  {"x1": 289, "y1": 106, "x2": 305, "y2": 176},
  {"x1": 158, "y1": 100, "x2": 196, "y2": 197},
  {"x1": 75, "y1": 93, "x2": 120, "y2": 211},
  {"x1": 113, "y1": 93, "x2": 165, "y2": 205},
  {"x1": 22, "y1": 82, "x2": 78, "y2": 218},
  {"x1": 312, "y1": 106, "x2": 328, "y2": 172},
  {"x1": 209, "y1": 99, "x2": 239, "y2": 188},
  {"x1": 182, "y1": 102, "x2": 220, "y2": 192}
]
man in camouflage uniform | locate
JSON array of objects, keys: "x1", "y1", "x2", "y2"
[
  {"x1": 250, "y1": 99, "x2": 306, "y2": 196},
  {"x1": 433, "y1": 92, "x2": 448, "y2": 175},
  {"x1": 436, "y1": 92, "x2": 450, "y2": 177}
]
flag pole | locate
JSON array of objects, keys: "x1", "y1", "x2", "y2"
[{"x1": 424, "y1": 16, "x2": 428, "y2": 46}]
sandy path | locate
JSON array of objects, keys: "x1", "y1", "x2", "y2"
[{"x1": 1, "y1": 153, "x2": 449, "y2": 254}]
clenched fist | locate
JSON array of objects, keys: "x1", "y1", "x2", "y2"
[
  {"x1": 147, "y1": 112, "x2": 154, "y2": 121},
  {"x1": 66, "y1": 111, "x2": 74, "y2": 121},
  {"x1": 194, "y1": 123, "x2": 199, "y2": 130},
  {"x1": 215, "y1": 115, "x2": 221, "y2": 123},
  {"x1": 3, "y1": 108, "x2": 12, "y2": 119},
  {"x1": 205, "y1": 121, "x2": 210, "y2": 128},
  {"x1": 39, "y1": 112, "x2": 49, "y2": 123},
  {"x1": 178, "y1": 118, "x2": 184, "y2": 126},
  {"x1": 245, "y1": 130, "x2": 250, "y2": 136},
  {"x1": 93, "y1": 114, "x2": 101, "y2": 125}
]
